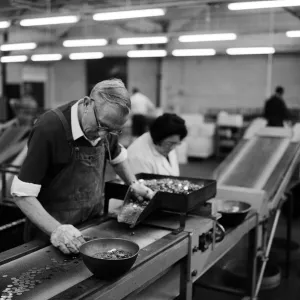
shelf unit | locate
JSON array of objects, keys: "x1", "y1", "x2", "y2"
[{"x1": 215, "y1": 125, "x2": 245, "y2": 158}]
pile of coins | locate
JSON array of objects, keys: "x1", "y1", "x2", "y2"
[
  {"x1": 1, "y1": 255, "x2": 81, "y2": 299},
  {"x1": 1, "y1": 269, "x2": 43, "y2": 299},
  {"x1": 118, "y1": 202, "x2": 144, "y2": 226},
  {"x1": 139, "y1": 178, "x2": 204, "y2": 195}
]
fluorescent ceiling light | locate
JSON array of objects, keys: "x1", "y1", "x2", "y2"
[
  {"x1": 63, "y1": 39, "x2": 108, "y2": 47},
  {"x1": 93, "y1": 8, "x2": 165, "y2": 21},
  {"x1": 286, "y1": 30, "x2": 300, "y2": 38},
  {"x1": 226, "y1": 47, "x2": 275, "y2": 55},
  {"x1": 1, "y1": 55, "x2": 28, "y2": 63},
  {"x1": 127, "y1": 50, "x2": 167, "y2": 58},
  {"x1": 117, "y1": 36, "x2": 168, "y2": 45},
  {"x1": 172, "y1": 49, "x2": 216, "y2": 56},
  {"x1": 179, "y1": 33, "x2": 237, "y2": 42},
  {"x1": 228, "y1": 1, "x2": 300, "y2": 10},
  {"x1": 20, "y1": 16, "x2": 79, "y2": 27},
  {"x1": 0, "y1": 42, "x2": 37, "y2": 51},
  {"x1": 31, "y1": 54, "x2": 62, "y2": 61},
  {"x1": 69, "y1": 52, "x2": 104, "y2": 60},
  {"x1": 0, "y1": 21, "x2": 10, "y2": 29}
]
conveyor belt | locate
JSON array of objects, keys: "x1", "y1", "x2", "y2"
[
  {"x1": 0, "y1": 140, "x2": 27, "y2": 165},
  {"x1": 0, "y1": 126, "x2": 30, "y2": 152},
  {"x1": 263, "y1": 143, "x2": 300, "y2": 199},
  {"x1": 219, "y1": 136, "x2": 289, "y2": 189},
  {"x1": 0, "y1": 220, "x2": 170, "y2": 300}
]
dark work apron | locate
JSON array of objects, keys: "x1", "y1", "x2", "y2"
[{"x1": 24, "y1": 108, "x2": 106, "y2": 242}]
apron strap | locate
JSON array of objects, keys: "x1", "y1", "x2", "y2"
[{"x1": 52, "y1": 108, "x2": 73, "y2": 142}]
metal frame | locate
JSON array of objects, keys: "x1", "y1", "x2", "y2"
[
  {"x1": 197, "y1": 187, "x2": 296, "y2": 299},
  {"x1": 0, "y1": 163, "x2": 20, "y2": 201},
  {"x1": 1, "y1": 137, "x2": 298, "y2": 299},
  {"x1": 0, "y1": 215, "x2": 191, "y2": 300},
  {"x1": 195, "y1": 212, "x2": 259, "y2": 300}
]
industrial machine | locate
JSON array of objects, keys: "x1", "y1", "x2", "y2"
[
  {"x1": 0, "y1": 123, "x2": 299, "y2": 300},
  {"x1": 0, "y1": 123, "x2": 29, "y2": 252},
  {"x1": 206, "y1": 124, "x2": 300, "y2": 298},
  {"x1": 0, "y1": 173, "x2": 258, "y2": 300}
]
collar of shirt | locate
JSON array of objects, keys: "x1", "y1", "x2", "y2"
[
  {"x1": 145, "y1": 132, "x2": 177, "y2": 174},
  {"x1": 71, "y1": 100, "x2": 101, "y2": 146},
  {"x1": 146, "y1": 132, "x2": 166, "y2": 158}
]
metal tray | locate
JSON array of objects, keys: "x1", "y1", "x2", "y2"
[
  {"x1": 117, "y1": 187, "x2": 160, "y2": 228},
  {"x1": 105, "y1": 173, "x2": 216, "y2": 214}
]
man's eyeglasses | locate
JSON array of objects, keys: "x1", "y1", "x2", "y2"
[{"x1": 91, "y1": 99, "x2": 122, "y2": 136}]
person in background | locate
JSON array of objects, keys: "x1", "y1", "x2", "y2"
[
  {"x1": 130, "y1": 87, "x2": 156, "y2": 137},
  {"x1": 127, "y1": 113, "x2": 188, "y2": 176},
  {"x1": 11, "y1": 78, "x2": 153, "y2": 255},
  {"x1": 263, "y1": 86, "x2": 290, "y2": 127},
  {"x1": 9, "y1": 83, "x2": 38, "y2": 126}
]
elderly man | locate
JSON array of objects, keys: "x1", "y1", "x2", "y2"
[{"x1": 11, "y1": 79, "x2": 152, "y2": 254}]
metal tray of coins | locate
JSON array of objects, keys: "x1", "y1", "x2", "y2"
[
  {"x1": 105, "y1": 173, "x2": 216, "y2": 214},
  {"x1": 117, "y1": 188, "x2": 159, "y2": 228}
]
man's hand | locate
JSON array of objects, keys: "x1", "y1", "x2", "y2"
[
  {"x1": 130, "y1": 181, "x2": 155, "y2": 201},
  {"x1": 50, "y1": 224, "x2": 86, "y2": 254}
]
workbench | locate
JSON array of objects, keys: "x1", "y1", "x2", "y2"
[
  {"x1": 1, "y1": 124, "x2": 299, "y2": 300},
  {"x1": 0, "y1": 205, "x2": 259, "y2": 300}
]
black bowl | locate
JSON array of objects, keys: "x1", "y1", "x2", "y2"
[
  {"x1": 218, "y1": 200, "x2": 251, "y2": 227},
  {"x1": 79, "y1": 238, "x2": 139, "y2": 279}
]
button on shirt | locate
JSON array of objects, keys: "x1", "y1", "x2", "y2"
[
  {"x1": 11, "y1": 100, "x2": 127, "y2": 197},
  {"x1": 127, "y1": 132, "x2": 179, "y2": 176}
]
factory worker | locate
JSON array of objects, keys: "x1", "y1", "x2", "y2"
[
  {"x1": 130, "y1": 87, "x2": 156, "y2": 137},
  {"x1": 127, "y1": 113, "x2": 188, "y2": 176},
  {"x1": 263, "y1": 86, "x2": 291, "y2": 127},
  {"x1": 11, "y1": 79, "x2": 153, "y2": 255},
  {"x1": 130, "y1": 87, "x2": 155, "y2": 116}
]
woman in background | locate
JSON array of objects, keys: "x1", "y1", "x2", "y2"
[{"x1": 127, "y1": 113, "x2": 188, "y2": 176}]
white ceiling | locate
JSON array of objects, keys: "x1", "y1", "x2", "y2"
[{"x1": 0, "y1": 0, "x2": 300, "y2": 56}]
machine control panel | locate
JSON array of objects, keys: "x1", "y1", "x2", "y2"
[
  {"x1": 198, "y1": 223, "x2": 225, "y2": 252},
  {"x1": 188, "y1": 220, "x2": 226, "y2": 282}
]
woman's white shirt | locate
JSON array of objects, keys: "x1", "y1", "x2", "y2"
[{"x1": 127, "y1": 132, "x2": 179, "y2": 176}]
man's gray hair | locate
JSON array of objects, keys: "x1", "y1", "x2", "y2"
[{"x1": 90, "y1": 78, "x2": 131, "y2": 115}]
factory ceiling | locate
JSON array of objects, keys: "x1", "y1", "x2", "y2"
[{"x1": 0, "y1": 0, "x2": 299, "y2": 57}]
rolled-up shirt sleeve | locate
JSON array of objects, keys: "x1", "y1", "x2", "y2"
[
  {"x1": 105, "y1": 135, "x2": 127, "y2": 165},
  {"x1": 11, "y1": 119, "x2": 51, "y2": 198},
  {"x1": 11, "y1": 176, "x2": 41, "y2": 197}
]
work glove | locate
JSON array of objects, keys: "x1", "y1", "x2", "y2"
[
  {"x1": 50, "y1": 224, "x2": 86, "y2": 255},
  {"x1": 130, "y1": 181, "x2": 155, "y2": 201}
]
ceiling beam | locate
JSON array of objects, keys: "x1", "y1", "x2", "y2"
[{"x1": 284, "y1": 7, "x2": 300, "y2": 22}]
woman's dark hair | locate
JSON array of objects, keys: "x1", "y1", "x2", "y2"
[{"x1": 150, "y1": 113, "x2": 188, "y2": 145}]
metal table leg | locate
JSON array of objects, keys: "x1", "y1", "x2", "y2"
[
  {"x1": 249, "y1": 214, "x2": 259, "y2": 299},
  {"x1": 242, "y1": 213, "x2": 259, "y2": 300},
  {"x1": 1, "y1": 171, "x2": 6, "y2": 199},
  {"x1": 285, "y1": 192, "x2": 293, "y2": 278},
  {"x1": 177, "y1": 255, "x2": 193, "y2": 300},
  {"x1": 254, "y1": 209, "x2": 281, "y2": 298}
]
